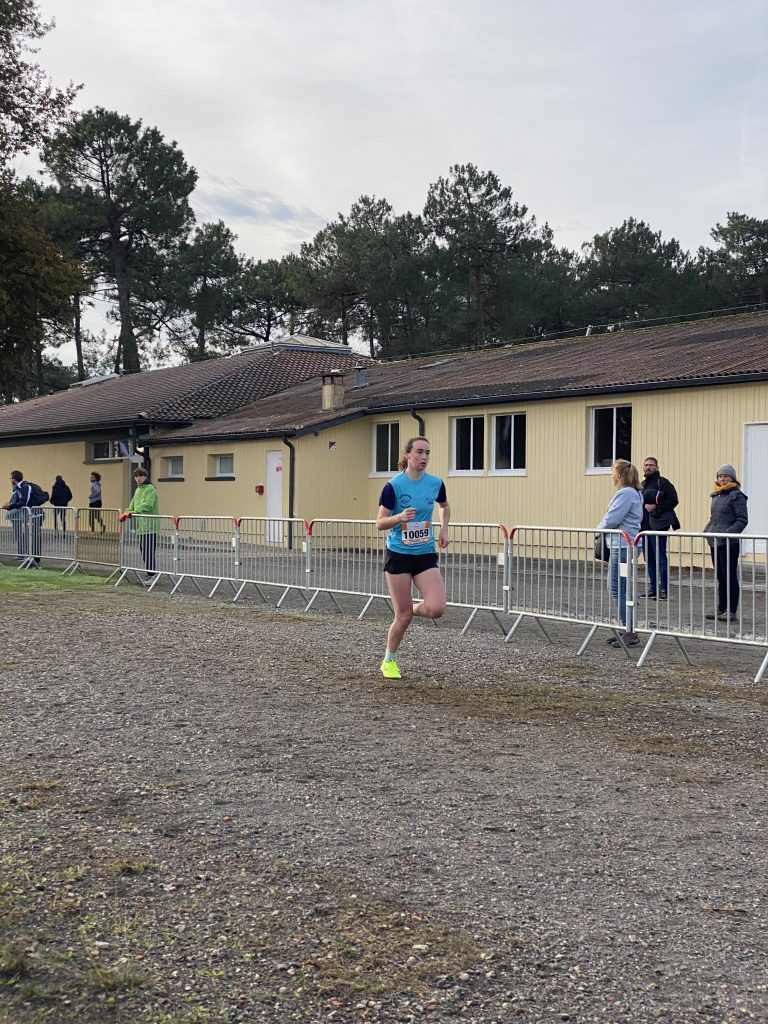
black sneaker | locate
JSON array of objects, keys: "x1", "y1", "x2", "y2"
[
  {"x1": 612, "y1": 632, "x2": 640, "y2": 648},
  {"x1": 658, "y1": 590, "x2": 668, "y2": 600},
  {"x1": 717, "y1": 611, "x2": 737, "y2": 622},
  {"x1": 705, "y1": 611, "x2": 724, "y2": 620},
  {"x1": 639, "y1": 592, "x2": 656, "y2": 600}
]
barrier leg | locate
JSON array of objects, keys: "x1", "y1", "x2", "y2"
[
  {"x1": 755, "y1": 650, "x2": 768, "y2": 685},
  {"x1": 673, "y1": 635, "x2": 694, "y2": 667},
  {"x1": 114, "y1": 569, "x2": 129, "y2": 587},
  {"x1": 305, "y1": 590, "x2": 320, "y2": 611},
  {"x1": 635, "y1": 631, "x2": 657, "y2": 668},
  {"x1": 460, "y1": 608, "x2": 479, "y2": 636},
  {"x1": 505, "y1": 613, "x2": 525, "y2": 642},
  {"x1": 533, "y1": 617, "x2": 553, "y2": 644},
  {"x1": 576, "y1": 623, "x2": 599, "y2": 656},
  {"x1": 357, "y1": 595, "x2": 375, "y2": 621}
]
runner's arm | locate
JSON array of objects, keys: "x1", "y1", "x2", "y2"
[
  {"x1": 437, "y1": 500, "x2": 450, "y2": 548},
  {"x1": 376, "y1": 504, "x2": 415, "y2": 530}
]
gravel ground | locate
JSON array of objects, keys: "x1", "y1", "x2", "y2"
[{"x1": 1, "y1": 577, "x2": 767, "y2": 1024}]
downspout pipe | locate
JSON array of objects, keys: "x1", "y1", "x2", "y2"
[
  {"x1": 282, "y1": 436, "x2": 296, "y2": 547},
  {"x1": 410, "y1": 408, "x2": 425, "y2": 436}
]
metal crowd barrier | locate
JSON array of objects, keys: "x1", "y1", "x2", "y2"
[
  {"x1": 634, "y1": 530, "x2": 768, "y2": 682},
  {"x1": 305, "y1": 519, "x2": 510, "y2": 627},
  {"x1": 1, "y1": 507, "x2": 34, "y2": 568},
  {"x1": 305, "y1": 519, "x2": 389, "y2": 616},
  {"x1": 0, "y1": 506, "x2": 73, "y2": 570},
  {"x1": 441, "y1": 522, "x2": 510, "y2": 633},
  {"x1": 114, "y1": 515, "x2": 177, "y2": 590},
  {"x1": 506, "y1": 526, "x2": 637, "y2": 652},
  {"x1": 170, "y1": 515, "x2": 239, "y2": 596},
  {"x1": 235, "y1": 517, "x2": 311, "y2": 605},
  {"x1": 68, "y1": 507, "x2": 121, "y2": 575}
]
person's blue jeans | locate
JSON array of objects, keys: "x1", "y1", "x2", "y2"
[
  {"x1": 608, "y1": 545, "x2": 634, "y2": 631},
  {"x1": 644, "y1": 534, "x2": 668, "y2": 594}
]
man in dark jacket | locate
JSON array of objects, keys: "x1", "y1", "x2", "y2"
[
  {"x1": 2, "y1": 470, "x2": 43, "y2": 565},
  {"x1": 50, "y1": 475, "x2": 73, "y2": 534},
  {"x1": 640, "y1": 457, "x2": 679, "y2": 599}
]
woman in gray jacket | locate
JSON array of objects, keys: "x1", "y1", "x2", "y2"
[
  {"x1": 704, "y1": 463, "x2": 748, "y2": 621},
  {"x1": 596, "y1": 459, "x2": 643, "y2": 647}
]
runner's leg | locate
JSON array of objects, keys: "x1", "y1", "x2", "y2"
[
  {"x1": 412, "y1": 566, "x2": 446, "y2": 620},
  {"x1": 384, "y1": 571, "x2": 415, "y2": 653}
]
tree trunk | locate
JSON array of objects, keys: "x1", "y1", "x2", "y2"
[
  {"x1": 473, "y1": 259, "x2": 484, "y2": 348},
  {"x1": 73, "y1": 291, "x2": 85, "y2": 380},
  {"x1": 109, "y1": 227, "x2": 141, "y2": 373}
]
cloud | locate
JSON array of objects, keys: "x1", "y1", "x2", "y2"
[{"x1": 191, "y1": 174, "x2": 328, "y2": 258}]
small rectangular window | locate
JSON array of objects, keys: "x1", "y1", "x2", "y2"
[
  {"x1": 164, "y1": 456, "x2": 183, "y2": 478},
  {"x1": 492, "y1": 414, "x2": 526, "y2": 472},
  {"x1": 590, "y1": 405, "x2": 632, "y2": 469},
  {"x1": 452, "y1": 416, "x2": 484, "y2": 472},
  {"x1": 91, "y1": 440, "x2": 125, "y2": 460},
  {"x1": 215, "y1": 454, "x2": 234, "y2": 477},
  {"x1": 373, "y1": 422, "x2": 400, "y2": 474}
]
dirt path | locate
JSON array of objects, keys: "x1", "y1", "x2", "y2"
[{"x1": 1, "y1": 585, "x2": 766, "y2": 1023}]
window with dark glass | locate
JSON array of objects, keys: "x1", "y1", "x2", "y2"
[
  {"x1": 374, "y1": 422, "x2": 400, "y2": 473},
  {"x1": 493, "y1": 414, "x2": 526, "y2": 470},
  {"x1": 454, "y1": 416, "x2": 484, "y2": 471},
  {"x1": 592, "y1": 405, "x2": 631, "y2": 468}
]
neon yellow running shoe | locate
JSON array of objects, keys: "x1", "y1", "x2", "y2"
[{"x1": 380, "y1": 659, "x2": 401, "y2": 679}]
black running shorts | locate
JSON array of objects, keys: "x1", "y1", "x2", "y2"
[{"x1": 383, "y1": 550, "x2": 438, "y2": 576}]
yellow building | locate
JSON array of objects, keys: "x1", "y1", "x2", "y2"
[
  {"x1": 145, "y1": 311, "x2": 768, "y2": 537},
  {"x1": 2, "y1": 314, "x2": 767, "y2": 537},
  {"x1": 0, "y1": 337, "x2": 367, "y2": 511}
]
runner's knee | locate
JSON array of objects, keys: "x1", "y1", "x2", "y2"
[{"x1": 396, "y1": 607, "x2": 413, "y2": 627}]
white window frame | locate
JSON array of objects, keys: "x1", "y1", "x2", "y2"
[
  {"x1": 91, "y1": 440, "x2": 124, "y2": 461},
  {"x1": 164, "y1": 456, "x2": 184, "y2": 478},
  {"x1": 450, "y1": 415, "x2": 485, "y2": 476},
  {"x1": 490, "y1": 412, "x2": 526, "y2": 475},
  {"x1": 371, "y1": 421, "x2": 400, "y2": 477},
  {"x1": 213, "y1": 454, "x2": 234, "y2": 478},
  {"x1": 587, "y1": 404, "x2": 632, "y2": 473}
]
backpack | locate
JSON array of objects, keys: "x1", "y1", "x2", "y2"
[{"x1": 27, "y1": 482, "x2": 49, "y2": 506}]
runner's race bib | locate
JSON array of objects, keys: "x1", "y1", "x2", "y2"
[{"x1": 401, "y1": 520, "x2": 432, "y2": 545}]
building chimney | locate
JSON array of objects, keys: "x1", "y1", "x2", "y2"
[
  {"x1": 321, "y1": 369, "x2": 345, "y2": 410},
  {"x1": 353, "y1": 363, "x2": 367, "y2": 388}
]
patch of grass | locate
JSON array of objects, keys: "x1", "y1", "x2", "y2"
[
  {"x1": 376, "y1": 677, "x2": 635, "y2": 723},
  {"x1": 86, "y1": 963, "x2": 147, "y2": 992},
  {"x1": 20, "y1": 780, "x2": 60, "y2": 792},
  {"x1": 107, "y1": 859, "x2": 152, "y2": 877},
  {"x1": 0, "y1": 565, "x2": 107, "y2": 595},
  {"x1": 623, "y1": 732, "x2": 713, "y2": 758},
  {"x1": 0, "y1": 942, "x2": 29, "y2": 978}
]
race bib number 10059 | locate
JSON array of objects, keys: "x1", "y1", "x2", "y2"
[{"x1": 401, "y1": 520, "x2": 431, "y2": 545}]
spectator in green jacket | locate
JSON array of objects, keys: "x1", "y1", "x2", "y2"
[{"x1": 119, "y1": 467, "x2": 160, "y2": 585}]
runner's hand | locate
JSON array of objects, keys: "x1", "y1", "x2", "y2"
[
  {"x1": 400, "y1": 507, "x2": 416, "y2": 523},
  {"x1": 438, "y1": 528, "x2": 450, "y2": 549}
]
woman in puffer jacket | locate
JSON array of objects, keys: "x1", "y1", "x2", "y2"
[
  {"x1": 596, "y1": 459, "x2": 643, "y2": 647},
  {"x1": 703, "y1": 463, "x2": 748, "y2": 621}
]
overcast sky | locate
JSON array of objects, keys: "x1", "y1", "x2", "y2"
[{"x1": 27, "y1": 0, "x2": 768, "y2": 265}]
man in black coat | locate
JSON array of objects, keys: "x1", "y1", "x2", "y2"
[{"x1": 640, "y1": 457, "x2": 679, "y2": 599}]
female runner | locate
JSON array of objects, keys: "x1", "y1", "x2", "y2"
[{"x1": 376, "y1": 436, "x2": 450, "y2": 678}]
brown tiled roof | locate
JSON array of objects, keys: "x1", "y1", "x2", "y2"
[
  {"x1": 0, "y1": 338, "x2": 367, "y2": 439},
  {"x1": 146, "y1": 311, "x2": 768, "y2": 444}
]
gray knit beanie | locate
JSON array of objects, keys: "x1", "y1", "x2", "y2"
[{"x1": 716, "y1": 463, "x2": 737, "y2": 480}]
